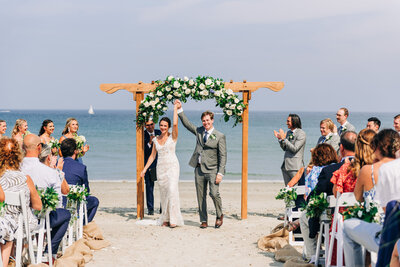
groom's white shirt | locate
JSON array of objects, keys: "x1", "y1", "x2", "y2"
[
  {"x1": 177, "y1": 107, "x2": 223, "y2": 177},
  {"x1": 146, "y1": 130, "x2": 155, "y2": 148}
]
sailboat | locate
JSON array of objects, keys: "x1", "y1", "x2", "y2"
[{"x1": 88, "y1": 105, "x2": 95, "y2": 115}]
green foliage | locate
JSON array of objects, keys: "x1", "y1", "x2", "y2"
[
  {"x1": 35, "y1": 187, "x2": 59, "y2": 216},
  {"x1": 302, "y1": 193, "x2": 329, "y2": 218},
  {"x1": 341, "y1": 198, "x2": 380, "y2": 223},
  {"x1": 67, "y1": 184, "x2": 89, "y2": 203},
  {"x1": 136, "y1": 76, "x2": 247, "y2": 127},
  {"x1": 276, "y1": 187, "x2": 297, "y2": 208},
  {"x1": 0, "y1": 201, "x2": 6, "y2": 216}
]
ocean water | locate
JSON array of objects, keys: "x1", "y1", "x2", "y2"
[{"x1": 0, "y1": 109, "x2": 397, "y2": 181}]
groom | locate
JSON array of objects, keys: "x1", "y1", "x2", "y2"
[{"x1": 175, "y1": 100, "x2": 227, "y2": 229}]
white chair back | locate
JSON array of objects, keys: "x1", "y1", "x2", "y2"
[
  {"x1": 35, "y1": 209, "x2": 53, "y2": 267},
  {"x1": 286, "y1": 185, "x2": 306, "y2": 246}
]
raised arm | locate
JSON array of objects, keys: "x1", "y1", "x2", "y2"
[
  {"x1": 175, "y1": 100, "x2": 197, "y2": 135},
  {"x1": 0, "y1": 184, "x2": 4, "y2": 202},
  {"x1": 172, "y1": 102, "x2": 178, "y2": 141},
  {"x1": 140, "y1": 144, "x2": 157, "y2": 178}
]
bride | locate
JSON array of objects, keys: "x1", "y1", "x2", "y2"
[{"x1": 140, "y1": 102, "x2": 184, "y2": 228}]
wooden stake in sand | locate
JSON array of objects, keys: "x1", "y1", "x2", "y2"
[{"x1": 100, "y1": 80, "x2": 284, "y2": 219}]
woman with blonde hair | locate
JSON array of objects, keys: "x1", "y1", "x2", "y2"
[
  {"x1": 11, "y1": 119, "x2": 28, "y2": 145},
  {"x1": 0, "y1": 137, "x2": 42, "y2": 266},
  {"x1": 59, "y1": 118, "x2": 89, "y2": 161}
]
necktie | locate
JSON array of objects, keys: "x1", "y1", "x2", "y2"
[
  {"x1": 203, "y1": 131, "x2": 208, "y2": 143},
  {"x1": 321, "y1": 136, "x2": 326, "y2": 143}
]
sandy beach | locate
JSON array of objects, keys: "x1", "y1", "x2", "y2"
[{"x1": 86, "y1": 181, "x2": 287, "y2": 267}]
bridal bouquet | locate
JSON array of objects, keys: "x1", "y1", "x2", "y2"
[
  {"x1": 302, "y1": 193, "x2": 329, "y2": 218},
  {"x1": 35, "y1": 187, "x2": 59, "y2": 217},
  {"x1": 341, "y1": 196, "x2": 381, "y2": 223},
  {"x1": 136, "y1": 75, "x2": 247, "y2": 127},
  {"x1": 275, "y1": 187, "x2": 297, "y2": 208},
  {"x1": 73, "y1": 134, "x2": 86, "y2": 158},
  {"x1": 48, "y1": 139, "x2": 60, "y2": 149}
]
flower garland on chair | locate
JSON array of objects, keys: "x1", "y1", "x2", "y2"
[{"x1": 136, "y1": 76, "x2": 247, "y2": 127}]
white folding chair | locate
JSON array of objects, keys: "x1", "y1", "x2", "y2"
[
  {"x1": 286, "y1": 185, "x2": 306, "y2": 246},
  {"x1": 4, "y1": 190, "x2": 35, "y2": 267},
  {"x1": 34, "y1": 209, "x2": 53, "y2": 267},
  {"x1": 315, "y1": 194, "x2": 336, "y2": 266},
  {"x1": 77, "y1": 200, "x2": 88, "y2": 239},
  {"x1": 326, "y1": 192, "x2": 357, "y2": 267}
]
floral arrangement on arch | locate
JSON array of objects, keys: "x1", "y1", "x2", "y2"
[
  {"x1": 136, "y1": 76, "x2": 247, "y2": 127},
  {"x1": 275, "y1": 187, "x2": 298, "y2": 208}
]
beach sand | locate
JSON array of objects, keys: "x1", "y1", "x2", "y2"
[{"x1": 86, "y1": 181, "x2": 288, "y2": 267}]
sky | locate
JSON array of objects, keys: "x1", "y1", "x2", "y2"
[{"x1": 1, "y1": 0, "x2": 400, "y2": 112}]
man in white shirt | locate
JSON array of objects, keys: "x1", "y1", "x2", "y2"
[
  {"x1": 21, "y1": 134, "x2": 70, "y2": 261},
  {"x1": 336, "y1": 107, "x2": 356, "y2": 136}
]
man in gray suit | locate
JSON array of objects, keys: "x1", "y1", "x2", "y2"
[
  {"x1": 274, "y1": 114, "x2": 306, "y2": 186},
  {"x1": 336, "y1": 107, "x2": 356, "y2": 136},
  {"x1": 175, "y1": 100, "x2": 227, "y2": 229}
]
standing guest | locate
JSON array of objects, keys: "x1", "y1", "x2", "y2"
[
  {"x1": 336, "y1": 107, "x2": 356, "y2": 136},
  {"x1": 20, "y1": 134, "x2": 71, "y2": 262},
  {"x1": 0, "y1": 137, "x2": 42, "y2": 266},
  {"x1": 274, "y1": 114, "x2": 306, "y2": 186},
  {"x1": 11, "y1": 119, "x2": 28, "y2": 145},
  {"x1": 366, "y1": 117, "x2": 381, "y2": 133},
  {"x1": 315, "y1": 118, "x2": 340, "y2": 152},
  {"x1": 144, "y1": 120, "x2": 161, "y2": 215},
  {"x1": 394, "y1": 114, "x2": 400, "y2": 134},
  {"x1": 39, "y1": 119, "x2": 58, "y2": 168},
  {"x1": 354, "y1": 129, "x2": 400, "y2": 202},
  {"x1": 61, "y1": 138, "x2": 99, "y2": 223},
  {"x1": 0, "y1": 120, "x2": 6, "y2": 138},
  {"x1": 59, "y1": 118, "x2": 89, "y2": 161}
]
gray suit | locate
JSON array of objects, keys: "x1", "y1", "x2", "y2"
[
  {"x1": 338, "y1": 121, "x2": 356, "y2": 136},
  {"x1": 279, "y1": 129, "x2": 306, "y2": 185},
  {"x1": 316, "y1": 134, "x2": 340, "y2": 153},
  {"x1": 178, "y1": 111, "x2": 227, "y2": 222}
]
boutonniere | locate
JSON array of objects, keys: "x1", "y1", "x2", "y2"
[
  {"x1": 209, "y1": 134, "x2": 217, "y2": 140},
  {"x1": 325, "y1": 135, "x2": 333, "y2": 141},
  {"x1": 342, "y1": 126, "x2": 347, "y2": 132},
  {"x1": 287, "y1": 133, "x2": 294, "y2": 141}
]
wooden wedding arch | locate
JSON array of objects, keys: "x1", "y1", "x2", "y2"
[{"x1": 100, "y1": 80, "x2": 284, "y2": 219}]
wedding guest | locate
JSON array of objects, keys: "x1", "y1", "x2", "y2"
[
  {"x1": 39, "y1": 119, "x2": 58, "y2": 168},
  {"x1": 331, "y1": 129, "x2": 376, "y2": 197},
  {"x1": 394, "y1": 114, "x2": 400, "y2": 133},
  {"x1": 61, "y1": 138, "x2": 99, "y2": 223},
  {"x1": 366, "y1": 117, "x2": 381, "y2": 133},
  {"x1": 59, "y1": 118, "x2": 89, "y2": 161},
  {"x1": 11, "y1": 119, "x2": 28, "y2": 145},
  {"x1": 0, "y1": 120, "x2": 6, "y2": 138},
  {"x1": 299, "y1": 132, "x2": 357, "y2": 259},
  {"x1": 274, "y1": 114, "x2": 306, "y2": 186},
  {"x1": 390, "y1": 240, "x2": 400, "y2": 267},
  {"x1": 336, "y1": 107, "x2": 356, "y2": 136},
  {"x1": 0, "y1": 137, "x2": 42, "y2": 266},
  {"x1": 315, "y1": 118, "x2": 340, "y2": 152},
  {"x1": 144, "y1": 119, "x2": 161, "y2": 215},
  {"x1": 354, "y1": 129, "x2": 400, "y2": 202},
  {"x1": 21, "y1": 134, "x2": 71, "y2": 261}
]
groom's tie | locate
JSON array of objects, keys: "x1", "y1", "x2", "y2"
[{"x1": 203, "y1": 130, "x2": 208, "y2": 143}]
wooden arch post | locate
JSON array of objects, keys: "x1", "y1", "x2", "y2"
[{"x1": 100, "y1": 80, "x2": 284, "y2": 219}]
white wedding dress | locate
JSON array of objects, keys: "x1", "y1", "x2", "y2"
[{"x1": 154, "y1": 135, "x2": 184, "y2": 226}]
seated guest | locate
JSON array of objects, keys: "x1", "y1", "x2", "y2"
[
  {"x1": 354, "y1": 129, "x2": 400, "y2": 202},
  {"x1": 390, "y1": 239, "x2": 400, "y2": 267},
  {"x1": 61, "y1": 138, "x2": 99, "y2": 223},
  {"x1": 331, "y1": 129, "x2": 376, "y2": 197},
  {"x1": 366, "y1": 117, "x2": 381, "y2": 133},
  {"x1": 315, "y1": 119, "x2": 340, "y2": 152},
  {"x1": 336, "y1": 107, "x2": 356, "y2": 136},
  {"x1": 394, "y1": 114, "x2": 400, "y2": 134},
  {"x1": 0, "y1": 120, "x2": 6, "y2": 138},
  {"x1": 20, "y1": 134, "x2": 71, "y2": 261},
  {"x1": 0, "y1": 137, "x2": 42, "y2": 266}
]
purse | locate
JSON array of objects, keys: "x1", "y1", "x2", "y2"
[{"x1": 148, "y1": 168, "x2": 157, "y2": 182}]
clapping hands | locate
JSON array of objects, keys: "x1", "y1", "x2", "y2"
[{"x1": 273, "y1": 129, "x2": 287, "y2": 140}]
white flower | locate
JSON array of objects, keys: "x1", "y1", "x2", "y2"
[
  {"x1": 230, "y1": 104, "x2": 236, "y2": 110},
  {"x1": 214, "y1": 91, "x2": 221, "y2": 97},
  {"x1": 144, "y1": 102, "x2": 150, "y2": 108},
  {"x1": 189, "y1": 79, "x2": 194, "y2": 86},
  {"x1": 167, "y1": 95, "x2": 173, "y2": 100},
  {"x1": 167, "y1": 75, "x2": 173, "y2": 81},
  {"x1": 216, "y1": 80, "x2": 221, "y2": 86},
  {"x1": 143, "y1": 112, "x2": 147, "y2": 116},
  {"x1": 149, "y1": 92, "x2": 154, "y2": 98},
  {"x1": 79, "y1": 136, "x2": 86, "y2": 143},
  {"x1": 191, "y1": 89, "x2": 196, "y2": 93},
  {"x1": 205, "y1": 78, "x2": 212, "y2": 86},
  {"x1": 185, "y1": 89, "x2": 191, "y2": 95},
  {"x1": 173, "y1": 91, "x2": 179, "y2": 97},
  {"x1": 173, "y1": 81, "x2": 180, "y2": 88},
  {"x1": 357, "y1": 210, "x2": 363, "y2": 218},
  {"x1": 165, "y1": 86, "x2": 171, "y2": 92},
  {"x1": 237, "y1": 105, "x2": 243, "y2": 110},
  {"x1": 182, "y1": 84, "x2": 187, "y2": 90},
  {"x1": 373, "y1": 213, "x2": 380, "y2": 223},
  {"x1": 210, "y1": 82, "x2": 214, "y2": 88},
  {"x1": 238, "y1": 111, "x2": 243, "y2": 116},
  {"x1": 157, "y1": 91, "x2": 163, "y2": 96},
  {"x1": 178, "y1": 93, "x2": 181, "y2": 97},
  {"x1": 203, "y1": 90, "x2": 209, "y2": 96},
  {"x1": 226, "y1": 89, "x2": 233, "y2": 95},
  {"x1": 234, "y1": 98, "x2": 239, "y2": 103},
  {"x1": 225, "y1": 103, "x2": 230, "y2": 108},
  {"x1": 199, "y1": 83, "x2": 205, "y2": 90},
  {"x1": 226, "y1": 110, "x2": 232, "y2": 116},
  {"x1": 141, "y1": 100, "x2": 145, "y2": 104},
  {"x1": 162, "y1": 107, "x2": 167, "y2": 111},
  {"x1": 155, "y1": 98, "x2": 159, "y2": 103},
  {"x1": 150, "y1": 112, "x2": 153, "y2": 116},
  {"x1": 227, "y1": 96, "x2": 232, "y2": 100},
  {"x1": 157, "y1": 104, "x2": 161, "y2": 109},
  {"x1": 183, "y1": 76, "x2": 189, "y2": 82},
  {"x1": 150, "y1": 101, "x2": 156, "y2": 108}
]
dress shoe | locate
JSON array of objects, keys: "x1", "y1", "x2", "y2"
[
  {"x1": 148, "y1": 211, "x2": 154, "y2": 215},
  {"x1": 200, "y1": 222, "x2": 208, "y2": 229},
  {"x1": 215, "y1": 214, "x2": 223, "y2": 228}
]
